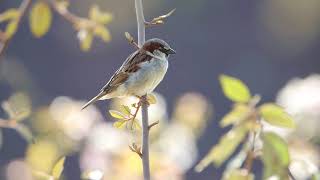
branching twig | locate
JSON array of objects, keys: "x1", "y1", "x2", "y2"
[
  {"x1": 0, "y1": 0, "x2": 32, "y2": 59},
  {"x1": 46, "y1": 0, "x2": 97, "y2": 30},
  {"x1": 0, "y1": 118, "x2": 17, "y2": 128},
  {"x1": 144, "y1": 9, "x2": 176, "y2": 27},
  {"x1": 125, "y1": 32, "x2": 140, "y2": 49},
  {"x1": 148, "y1": 120, "x2": 159, "y2": 130}
]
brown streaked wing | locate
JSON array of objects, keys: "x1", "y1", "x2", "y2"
[{"x1": 101, "y1": 49, "x2": 152, "y2": 93}]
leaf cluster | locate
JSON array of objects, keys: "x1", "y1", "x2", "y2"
[{"x1": 196, "y1": 75, "x2": 296, "y2": 180}]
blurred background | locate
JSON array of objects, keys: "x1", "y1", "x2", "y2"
[{"x1": 0, "y1": 0, "x2": 320, "y2": 179}]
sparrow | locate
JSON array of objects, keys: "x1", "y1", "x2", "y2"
[{"x1": 82, "y1": 38, "x2": 175, "y2": 110}]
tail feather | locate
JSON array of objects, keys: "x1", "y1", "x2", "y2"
[{"x1": 81, "y1": 91, "x2": 106, "y2": 110}]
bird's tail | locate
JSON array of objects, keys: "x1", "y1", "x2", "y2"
[{"x1": 81, "y1": 91, "x2": 107, "y2": 110}]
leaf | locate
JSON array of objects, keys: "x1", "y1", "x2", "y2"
[
  {"x1": 29, "y1": 1, "x2": 52, "y2": 38},
  {"x1": 120, "y1": 105, "x2": 131, "y2": 116},
  {"x1": 223, "y1": 169, "x2": 254, "y2": 180},
  {"x1": 262, "y1": 132, "x2": 290, "y2": 179},
  {"x1": 3, "y1": 92, "x2": 31, "y2": 121},
  {"x1": 52, "y1": 157, "x2": 65, "y2": 179},
  {"x1": 78, "y1": 30, "x2": 93, "y2": 51},
  {"x1": 127, "y1": 120, "x2": 141, "y2": 131},
  {"x1": 259, "y1": 103, "x2": 295, "y2": 128},
  {"x1": 147, "y1": 94, "x2": 157, "y2": 104},
  {"x1": 219, "y1": 75, "x2": 251, "y2": 103},
  {"x1": 195, "y1": 125, "x2": 248, "y2": 171},
  {"x1": 113, "y1": 120, "x2": 126, "y2": 129},
  {"x1": 0, "y1": 9, "x2": 20, "y2": 22},
  {"x1": 94, "y1": 26, "x2": 111, "y2": 42},
  {"x1": 15, "y1": 124, "x2": 34, "y2": 143},
  {"x1": 5, "y1": 20, "x2": 19, "y2": 39},
  {"x1": 109, "y1": 110, "x2": 126, "y2": 120},
  {"x1": 312, "y1": 173, "x2": 320, "y2": 180},
  {"x1": 89, "y1": 5, "x2": 113, "y2": 24},
  {"x1": 220, "y1": 104, "x2": 251, "y2": 127}
]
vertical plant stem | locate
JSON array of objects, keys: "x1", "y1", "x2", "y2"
[
  {"x1": 141, "y1": 95, "x2": 150, "y2": 180},
  {"x1": 134, "y1": 0, "x2": 150, "y2": 180},
  {"x1": 135, "y1": 0, "x2": 145, "y2": 46}
]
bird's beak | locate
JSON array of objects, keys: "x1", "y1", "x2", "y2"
[{"x1": 166, "y1": 48, "x2": 176, "y2": 54}]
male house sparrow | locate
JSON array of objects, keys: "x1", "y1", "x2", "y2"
[{"x1": 82, "y1": 38, "x2": 175, "y2": 110}]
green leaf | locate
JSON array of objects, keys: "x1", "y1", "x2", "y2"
[
  {"x1": 262, "y1": 132, "x2": 290, "y2": 179},
  {"x1": 220, "y1": 104, "x2": 251, "y2": 127},
  {"x1": 312, "y1": 173, "x2": 320, "y2": 180},
  {"x1": 223, "y1": 169, "x2": 254, "y2": 180},
  {"x1": 147, "y1": 94, "x2": 157, "y2": 104},
  {"x1": 127, "y1": 120, "x2": 141, "y2": 131},
  {"x1": 195, "y1": 125, "x2": 248, "y2": 171},
  {"x1": 52, "y1": 157, "x2": 65, "y2": 179},
  {"x1": 15, "y1": 124, "x2": 34, "y2": 143},
  {"x1": 109, "y1": 110, "x2": 126, "y2": 120},
  {"x1": 120, "y1": 105, "x2": 131, "y2": 116},
  {"x1": 0, "y1": 9, "x2": 20, "y2": 22},
  {"x1": 219, "y1": 75, "x2": 251, "y2": 103},
  {"x1": 79, "y1": 30, "x2": 93, "y2": 51},
  {"x1": 5, "y1": 20, "x2": 19, "y2": 38},
  {"x1": 89, "y1": 5, "x2": 113, "y2": 24},
  {"x1": 259, "y1": 103, "x2": 295, "y2": 128},
  {"x1": 3, "y1": 92, "x2": 31, "y2": 121},
  {"x1": 29, "y1": 1, "x2": 52, "y2": 38},
  {"x1": 94, "y1": 25, "x2": 111, "y2": 42},
  {"x1": 113, "y1": 120, "x2": 126, "y2": 129}
]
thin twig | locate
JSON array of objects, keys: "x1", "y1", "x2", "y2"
[
  {"x1": 148, "y1": 120, "x2": 159, "y2": 130},
  {"x1": 46, "y1": 0, "x2": 96, "y2": 30},
  {"x1": 0, "y1": 0, "x2": 32, "y2": 59},
  {"x1": 0, "y1": 119, "x2": 17, "y2": 128}
]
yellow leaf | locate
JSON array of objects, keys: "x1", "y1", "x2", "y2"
[
  {"x1": 89, "y1": 5, "x2": 113, "y2": 24},
  {"x1": 94, "y1": 26, "x2": 111, "y2": 42},
  {"x1": 224, "y1": 169, "x2": 254, "y2": 180},
  {"x1": 220, "y1": 104, "x2": 251, "y2": 127},
  {"x1": 113, "y1": 120, "x2": 126, "y2": 129},
  {"x1": 259, "y1": 103, "x2": 295, "y2": 128},
  {"x1": 219, "y1": 75, "x2": 251, "y2": 103},
  {"x1": 147, "y1": 94, "x2": 157, "y2": 104},
  {"x1": 29, "y1": 1, "x2": 52, "y2": 38},
  {"x1": 2, "y1": 92, "x2": 31, "y2": 121},
  {"x1": 79, "y1": 30, "x2": 93, "y2": 51},
  {"x1": 15, "y1": 125, "x2": 34, "y2": 143},
  {"x1": 127, "y1": 120, "x2": 141, "y2": 131},
  {"x1": 109, "y1": 110, "x2": 126, "y2": 120},
  {"x1": 120, "y1": 105, "x2": 131, "y2": 116},
  {"x1": 262, "y1": 132, "x2": 290, "y2": 179},
  {"x1": 51, "y1": 157, "x2": 65, "y2": 179},
  {"x1": 195, "y1": 125, "x2": 248, "y2": 172},
  {"x1": 5, "y1": 20, "x2": 18, "y2": 38},
  {"x1": 0, "y1": 9, "x2": 20, "y2": 22}
]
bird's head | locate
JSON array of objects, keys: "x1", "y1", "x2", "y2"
[{"x1": 142, "y1": 38, "x2": 176, "y2": 57}]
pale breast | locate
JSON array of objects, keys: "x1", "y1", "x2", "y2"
[{"x1": 125, "y1": 57, "x2": 168, "y2": 96}]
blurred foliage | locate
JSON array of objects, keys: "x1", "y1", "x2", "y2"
[
  {"x1": 0, "y1": 0, "x2": 112, "y2": 52},
  {"x1": 29, "y1": 1, "x2": 52, "y2": 38},
  {"x1": 196, "y1": 75, "x2": 297, "y2": 180}
]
